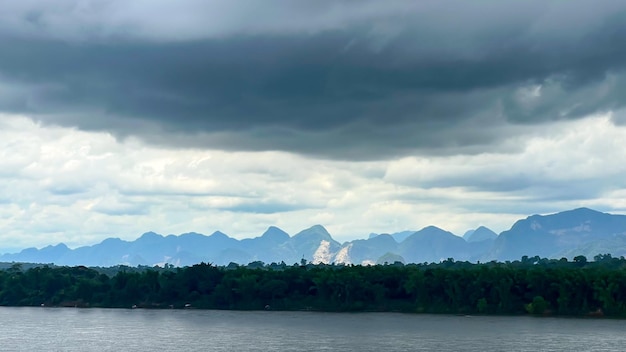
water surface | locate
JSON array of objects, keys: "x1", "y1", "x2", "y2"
[{"x1": 0, "y1": 307, "x2": 624, "y2": 351}]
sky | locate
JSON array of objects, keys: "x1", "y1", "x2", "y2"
[{"x1": 1, "y1": 0, "x2": 626, "y2": 251}]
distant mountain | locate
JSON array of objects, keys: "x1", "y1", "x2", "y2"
[
  {"x1": 1, "y1": 243, "x2": 71, "y2": 264},
  {"x1": 369, "y1": 231, "x2": 415, "y2": 243},
  {"x1": 459, "y1": 226, "x2": 499, "y2": 261},
  {"x1": 390, "y1": 231, "x2": 416, "y2": 243},
  {"x1": 376, "y1": 252, "x2": 406, "y2": 265},
  {"x1": 487, "y1": 208, "x2": 626, "y2": 261},
  {"x1": 399, "y1": 226, "x2": 469, "y2": 263},
  {"x1": 465, "y1": 226, "x2": 497, "y2": 242},
  {"x1": 292, "y1": 225, "x2": 341, "y2": 264},
  {"x1": 2, "y1": 207, "x2": 626, "y2": 266},
  {"x1": 0, "y1": 225, "x2": 344, "y2": 267},
  {"x1": 337, "y1": 234, "x2": 399, "y2": 265},
  {"x1": 239, "y1": 226, "x2": 292, "y2": 264}
]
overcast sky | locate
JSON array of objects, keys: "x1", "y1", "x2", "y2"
[{"x1": 1, "y1": 0, "x2": 626, "y2": 251}]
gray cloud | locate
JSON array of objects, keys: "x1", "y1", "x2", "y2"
[
  {"x1": 1, "y1": 1, "x2": 626, "y2": 159},
  {"x1": 219, "y1": 202, "x2": 315, "y2": 214}
]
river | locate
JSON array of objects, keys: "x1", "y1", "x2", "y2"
[{"x1": 0, "y1": 307, "x2": 624, "y2": 351}]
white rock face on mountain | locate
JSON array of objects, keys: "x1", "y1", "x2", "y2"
[
  {"x1": 334, "y1": 244, "x2": 352, "y2": 265},
  {"x1": 312, "y1": 240, "x2": 333, "y2": 264}
]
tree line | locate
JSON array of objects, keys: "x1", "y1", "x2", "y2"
[{"x1": 1, "y1": 254, "x2": 626, "y2": 317}]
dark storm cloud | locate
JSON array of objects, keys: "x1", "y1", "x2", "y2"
[{"x1": 1, "y1": 0, "x2": 626, "y2": 159}]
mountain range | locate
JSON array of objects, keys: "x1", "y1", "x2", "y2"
[{"x1": 2, "y1": 207, "x2": 626, "y2": 267}]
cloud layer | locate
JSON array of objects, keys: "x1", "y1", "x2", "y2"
[
  {"x1": 0, "y1": 113, "x2": 625, "y2": 251},
  {"x1": 1, "y1": 2, "x2": 626, "y2": 251},
  {"x1": 1, "y1": 1, "x2": 626, "y2": 158}
]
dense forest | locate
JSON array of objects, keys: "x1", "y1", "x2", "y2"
[{"x1": 1, "y1": 255, "x2": 626, "y2": 317}]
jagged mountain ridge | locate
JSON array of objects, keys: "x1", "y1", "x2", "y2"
[
  {"x1": 2, "y1": 207, "x2": 626, "y2": 266},
  {"x1": 487, "y1": 207, "x2": 626, "y2": 261}
]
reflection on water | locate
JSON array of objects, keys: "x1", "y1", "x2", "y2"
[{"x1": 0, "y1": 307, "x2": 624, "y2": 351}]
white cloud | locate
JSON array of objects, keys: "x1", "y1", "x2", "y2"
[
  {"x1": 0, "y1": 113, "x2": 625, "y2": 252},
  {"x1": 384, "y1": 113, "x2": 626, "y2": 214}
]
